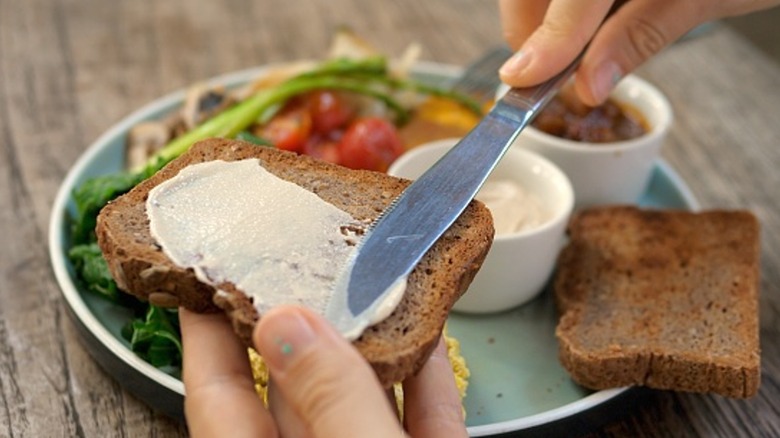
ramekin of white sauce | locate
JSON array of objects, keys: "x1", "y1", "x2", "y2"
[{"x1": 388, "y1": 138, "x2": 574, "y2": 313}]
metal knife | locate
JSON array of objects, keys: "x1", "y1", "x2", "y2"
[{"x1": 327, "y1": 53, "x2": 583, "y2": 339}]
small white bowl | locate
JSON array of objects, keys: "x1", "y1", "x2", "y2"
[
  {"x1": 388, "y1": 138, "x2": 574, "y2": 313},
  {"x1": 498, "y1": 74, "x2": 672, "y2": 208}
]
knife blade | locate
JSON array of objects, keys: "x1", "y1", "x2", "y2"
[{"x1": 326, "y1": 53, "x2": 583, "y2": 339}]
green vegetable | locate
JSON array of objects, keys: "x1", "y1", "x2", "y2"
[
  {"x1": 150, "y1": 60, "x2": 416, "y2": 167},
  {"x1": 70, "y1": 171, "x2": 144, "y2": 245},
  {"x1": 295, "y1": 55, "x2": 388, "y2": 78},
  {"x1": 68, "y1": 243, "x2": 119, "y2": 300},
  {"x1": 236, "y1": 131, "x2": 274, "y2": 146},
  {"x1": 294, "y1": 56, "x2": 483, "y2": 115},
  {"x1": 392, "y1": 78, "x2": 484, "y2": 115},
  {"x1": 122, "y1": 306, "x2": 182, "y2": 368}
]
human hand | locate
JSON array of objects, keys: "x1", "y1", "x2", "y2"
[
  {"x1": 180, "y1": 306, "x2": 467, "y2": 438},
  {"x1": 498, "y1": 0, "x2": 780, "y2": 105}
]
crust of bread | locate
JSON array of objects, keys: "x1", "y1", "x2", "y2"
[
  {"x1": 554, "y1": 206, "x2": 760, "y2": 398},
  {"x1": 97, "y1": 138, "x2": 494, "y2": 388}
]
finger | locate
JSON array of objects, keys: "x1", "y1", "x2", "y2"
[
  {"x1": 253, "y1": 306, "x2": 403, "y2": 438},
  {"x1": 499, "y1": 0, "x2": 614, "y2": 87},
  {"x1": 181, "y1": 308, "x2": 276, "y2": 438},
  {"x1": 573, "y1": 0, "x2": 711, "y2": 105},
  {"x1": 402, "y1": 337, "x2": 467, "y2": 438},
  {"x1": 498, "y1": 0, "x2": 551, "y2": 50},
  {"x1": 572, "y1": 0, "x2": 780, "y2": 105},
  {"x1": 268, "y1": 381, "x2": 313, "y2": 438}
]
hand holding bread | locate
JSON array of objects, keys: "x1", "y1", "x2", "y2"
[{"x1": 181, "y1": 306, "x2": 467, "y2": 438}]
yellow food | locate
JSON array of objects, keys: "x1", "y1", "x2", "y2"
[
  {"x1": 398, "y1": 96, "x2": 482, "y2": 149},
  {"x1": 248, "y1": 347, "x2": 270, "y2": 405},
  {"x1": 248, "y1": 327, "x2": 470, "y2": 412},
  {"x1": 445, "y1": 330, "x2": 470, "y2": 401}
]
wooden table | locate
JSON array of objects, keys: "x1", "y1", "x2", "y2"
[{"x1": 1, "y1": 0, "x2": 778, "y2": 436}]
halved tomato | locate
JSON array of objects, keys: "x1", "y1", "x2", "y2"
[
  {"x1": 303, "y1": 134, "x2": 341, "y2": 164},
  {"x1": 338, "y1": 117, "x2": 404, "y2": 172},
  {"x1": 258, "y1": 104, "x2": 312, "y2": 153},
  {"x1": 307, "y1": 90, "x2": 354, "y2": 134}
]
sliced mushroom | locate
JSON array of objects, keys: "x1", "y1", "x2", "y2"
[
  {"x1": 390, "y1": 41, "x2": 421, "y2": 79},
  {"x1": 181, "y1": 84, "x2": 234, "y2": 131},
  {"x1": 126, "y1": 121, "x2": 171, "y2": 170}
]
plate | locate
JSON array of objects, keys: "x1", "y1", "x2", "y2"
[{"x1": 48, "y1": 62, "x2": 699, "y2": 435}]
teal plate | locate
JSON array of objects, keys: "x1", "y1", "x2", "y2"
[
  {"x1": 450, "y1": 159, "x2": 698, "y2": 436},
  {"x1": 49, "y1": 62, "x2": 698, "y2": 436}
]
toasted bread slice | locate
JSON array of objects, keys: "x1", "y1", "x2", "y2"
[
  {"x1": 96, "y1": 138, "x2": 494, "y2": 387},
  {"x1": 554, "y1": 206, "x2": 760, "y2": 398}
]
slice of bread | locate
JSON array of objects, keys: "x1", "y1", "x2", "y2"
[
  {"x1": 96, "y1": 138, "x2": 494, "y2": 388},
  {"x1": 554, "y1": 206, "x2": 760, "y2": 398}
]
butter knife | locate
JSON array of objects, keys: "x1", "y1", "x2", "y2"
[{"x1": 327, "y1": 53, "x2": 583, "y2": 339}]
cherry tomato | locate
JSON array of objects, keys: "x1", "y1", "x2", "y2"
[
  {"x1": 338, "y1": 117, "x2": 404, "y2": 172},
  {"x1": 303, "y1": 134, "x2": 341, "y2": 164},
  {"x1": 307, "y1": 91, "x2": 354, "y2": 134},
  {"x1": 259, "y1": 104, "x2": 312, "y2": 153}
]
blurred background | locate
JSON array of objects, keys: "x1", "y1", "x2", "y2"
[{"x1": 724, "y1": 8, "x2": 780, "y2": 62}]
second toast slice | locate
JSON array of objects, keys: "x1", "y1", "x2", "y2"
[{"x1": 554, "y1": 206, "x2": 760, "y2": 398}]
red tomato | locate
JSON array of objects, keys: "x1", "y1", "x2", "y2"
[
  {"x1": 338, "y1": 117, "x2": 404, "y2": 172},
  {"x1": 307, "y1": 91, "x2": 354, "y2": 134},
  {"x1": 303, "y1": 135, "x2": 341, "y2": 164},
  {"x1": 259, "y1": 105, "x2": 312, "y2": 153}
]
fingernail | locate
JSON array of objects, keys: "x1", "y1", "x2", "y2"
[
  {"x1": 499, "y1": 48, "x2": 532, "y2": 77},
  {"x1": 591, "y1": 61, "x2": 622, "y2": 103},
  {"x1": 256, "y1": 308, "x2": 316, "y2": 370}
]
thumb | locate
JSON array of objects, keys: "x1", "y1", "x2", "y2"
[
  {"x1": 499, "y1": 0, "x2": 613, "y2": 88},
  {"x1": 253, "y1": 306, "x2": 402, "y2": 438}
]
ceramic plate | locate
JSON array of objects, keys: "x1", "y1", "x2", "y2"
[{"x1": 48, "y1": 62, "x2": 699, "y2": 435}]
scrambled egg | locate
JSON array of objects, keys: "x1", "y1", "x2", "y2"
[
  {"x1": 248, "y1": 327, "x2": 470, "y2": 413},
  {"x1": 392, "y1": 329, "x2": 470, "y2": 419},
  {"x1": 444, "y1": 330, "x2": 470, "y2": 401},
  {"x1": 248, "y1": 347, "x2": 270, "y2": 405}
]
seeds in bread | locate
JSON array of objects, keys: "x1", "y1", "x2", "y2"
[
  {"x1": 96, "y1": 137, "x2": 494, "y2": 388},
  {"x1": 554, "y1": 206, "x2": 760, "y2": 398}
]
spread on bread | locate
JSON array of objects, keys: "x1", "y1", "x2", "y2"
[{"x1": 146, "y1": 158, "x2": 406, "y2": 340}]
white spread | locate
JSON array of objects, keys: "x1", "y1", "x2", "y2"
[
  {"x1": 327, "y1": 265, "x2": 408, "y2": 340},
  {"x1": 477, "y1": 179, "x2": 548, "y2": 235},
  {"x1": 146, "y1": 159, "x2": 402, "y2": 339}
]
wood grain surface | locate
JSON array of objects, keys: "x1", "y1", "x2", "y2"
[{"x1": 1, "y1": 0, "x2": 778, "y2": 436}]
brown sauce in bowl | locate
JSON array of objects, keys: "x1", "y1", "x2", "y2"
[{"x1": 532, "y1": 86, "x2": 647, "y2": 143}]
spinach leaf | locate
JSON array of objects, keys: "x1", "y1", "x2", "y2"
[
  {"x1": 68, "y1": 243, "x2": 119, "y2": 301},
  {"x1": 123, "y1": 306, "x2": 182, "y2": 368},
  {"x1": 70, "y1": 171, "x2": 144, "y2": 245}
]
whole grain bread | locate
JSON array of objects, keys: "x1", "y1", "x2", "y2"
[
  {"x1": 97, "y1": 137, "x2": 494, "y2": 388},
  {"x1": 554, "y1": 206, "x2": 760, "y2": 398}
]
